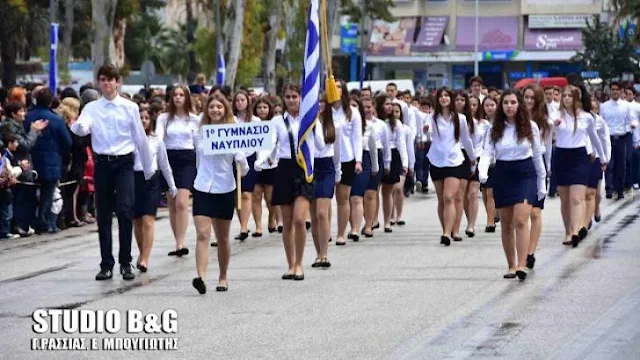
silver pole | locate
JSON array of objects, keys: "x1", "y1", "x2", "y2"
[
  {"x1": 215, "y1": 0, "x2": 221, "y2": 84},
  {"x1": 474, "y1": 0, "x2": 479, "y2": 76}
]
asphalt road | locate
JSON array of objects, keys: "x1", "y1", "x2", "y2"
[{"x1": 1, "y1": 190, "x2": 639, "y2": 359}]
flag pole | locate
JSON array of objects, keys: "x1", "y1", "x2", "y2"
[{"x1": 236, "y1": 162, "x2": 242, "y2": 210}]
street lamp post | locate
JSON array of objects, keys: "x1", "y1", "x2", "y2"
[{"x1": 474, "y1": 0, "x2": 479, "y2": 77}]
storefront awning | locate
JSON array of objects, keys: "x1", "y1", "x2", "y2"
[
  {"x1": 414, "y1": 17, "x2": 448, "y2": 51},
  {"x1": 455, "y1": 16, "x2": 519, "y2": 51}
]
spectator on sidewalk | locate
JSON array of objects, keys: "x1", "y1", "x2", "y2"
[
  {"x1": 0, "y1": 134, "x2": 24, "y2": 239},
  {"x1": 25, "y1": 88, "x2": 72, "y2": 234}
]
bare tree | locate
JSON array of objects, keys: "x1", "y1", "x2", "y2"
[
  {"x1": 92, "y1": 0, "x2": 118, "y2": 79},
  {"x1": 59, "y1": 0, "x2": 75, "y2": 70},
  {"x1": 263, "y1": 0, "x2": 282, "y2": 95},
  {"x1": 223, "y1": 0, "x2": 246, "y2": 88}
]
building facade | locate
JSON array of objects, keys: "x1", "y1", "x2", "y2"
[{"x1": 361, "y1": 0, "x2": 605, "y2": 89}]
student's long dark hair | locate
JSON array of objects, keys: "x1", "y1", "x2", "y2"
[
  {"x1": 391, "y1": 103, "x2": 403, "y2": 130},
  {"x1": 375, "y1": 94, "x2": 392, "y2": 122},
  {"x1": 334, "y1": 78, "x2": 353, "y2": 121},
  {"x1": 319, "y1": 92, "x2": 336, "y2": 143},
  {"x1": 524, "y1": 83, "x2": 550, "y2": 139},
  {"x1": 491, "y1": 90, "x2": 533, "y2": 144},
  {"x1": 454, "y1": 90, "x2": 475, "y2": 135},
  {"x1": 252, "y1": 97, "x2": 273, "y2": 120},
  {"x1": 433, "y1": 87, "x2": 460, "y2": 141},
  {"x1": 350, "y1": 94, "x2": 366, "y2": 135}
]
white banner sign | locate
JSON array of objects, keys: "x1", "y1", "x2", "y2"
[
  {"x1": 201, "y1": 122, "x2": 274, "y2": 155},
  {"x1": 529, "y1": 15, "x2": 589, "y2": 29}
]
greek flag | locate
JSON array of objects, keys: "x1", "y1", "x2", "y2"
[
  {"x1": 297, "y1": 0, "x2": 320, "y2": 183},
  {"x1": 217, "y1": 50, "x2": 226, "y2": 85}
]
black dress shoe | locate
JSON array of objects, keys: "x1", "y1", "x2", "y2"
[
  {"x1": 311, "y1": 259, "x2": 323, "y2": 268},
  {"x1": 137, "y1": 263, "x2": 148, "y2": 273},
  {"x1": 440, "y1": 236, "x2": 451, "y2": 246},
  {"x1": 526, "y1": 254, "x2": 536, "y2": 269},
  {"x1": 95, "y1": 269, "x2": 113, "y2": 281},
  {"x1": 571, "y1": 234, "x2": 580, "y2": 248},
  {"x1": 605, "y1": 193, "x2": 613, "y2": 199},
  {"x1": 268, "y1": 227, "x2": 277, "y2": 233},
  {"x1": 216, "y1": 284, "x2": 228, "y2": 292},
  {"x1": 251, "y1": 232, "x2": 263, "y2": 238},
  {"x1": 351, "y1": 234, "x2": 360, "y2": 242},
  {"x1": 516, "y1": 270, "x2": 527, "y2": 280},
  {"x1": 452, "y1": 234, "x2": 463, "y2": 242},
  {"x1": 494, "y1": 217, "x2": 500, "y2": 224},
  {"x1": 594, "y1": 214, "x2": 601, "y2": 222},
  {"x1": 235, "y1": 232, "x2": 249, "y2": 241},
  {"x1": 210, "y1": 242, "x2": 217, "y2": 247},
  {"x1": 503, "y1": 273, "x2": 517, "y2": 279},
  {"x1": 372, "y1": 223, "x2": 380, "y2": 230},
  {"x1": 397, "y1": 220, "x2": 406, "y2": 226},
  {"x1": 465, "y1": 230, "x2": 475, "y2": 238},
  {"x1": 485, "y1": 225, "x2": 496, "y2": 233},
  {"x1": 588, "y1": 221, "x2": 592, "y2": 230},
  {"x1": 281, "y1": 273, "x2": 294, "y2": 280},
  {"x1": 384, "y1": 227, "x2": 392, "y2": 233},
  {"x1": 336, "y1": 240, "x2": 346, "y2": 246},
  {"x1": 293, "y1": 273, "x2": 305, "y2": 281},
  {"x1": 120, "y1": 265, "x2": 135, "y2": 281},
  {"x1": 347, "y1": 233, "x2": 354, "y2": 240},
  {"x1": 305, "y1": 221, "x2": 311, "y2": 230},
  {"x1": 578, "y1": 227, "x2": 588, "y2": 240},
  {"x1": 390, "y1": 221, "x2": 396, "y2": 226},
  {"x1": 363, "y1": 231, "x2": 373, "y2": 238},
  {"x1": 321, "y1": 259, "x2": 331, "y2": 268},
  {"x1": 168, "y1": 248, "x2": 188, "y2": 256},
  {"x1": 277, "y1": 225, "x2": 283, "y2": 233},
  {"x1": 192, "y1": 277, "x2": 206, "y2": 294}
]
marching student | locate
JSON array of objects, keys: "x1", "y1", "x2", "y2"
[
  {"x1": 452, "y1": 90, "x2": 475, "y2": 240},
  {"x1": 391, "y1": 103, "x2": 414, "y2": 226},
  {"x1": 333, "y1": 79, "x2": 364, "y2": 246},
  {"x1": 425, "y1": 87, "x2": 476, "y2": 246},
  {"x1": 155, "y1": 85, "x2": 200, "y2": 257},
  {"x1": 348, "y1": 97, "x2": 379, "y2": 242},
  {"x1": 71, "y1": 64, "x2": 154, "y2": 281},
  {"x1": 480, "y1": 96, "x2": 498, "y2": 232},
  {"x1": 310, "y1": 94, "x2": 341, "y2": 266},
  {"x1": 252, "y1": 97, "x2": 279, "y2": 235},
  {"x1": 192, "y1": 94, "x2": 249, "y2": 294},
  {"x1": 479, "y1": 90, "x2": 546, "y2": 281},
  {"x1": 133, "y1": 108, "x2": 178, "y2": 273},
  {"x1": 553, "y1": 85, "x2": 607, "y2": 248},
  {"x1": 523, "y1": 84, "x2": 553, "y2": 269},
  {"x1": 271, "y1": 84, "x2": 321, "y2": 280},
  {"x1": 583, "y1": 99, "x2": 611, "y2": 231},
  {"x1": 232, "y1": 90, "x2": 262, "y2": 240},
  {"x1": 463, "y1": 95, "x2": 490, "y2": 237},
  {"x1": 416, "y1": 97, "x2": 434, "y2": 194}
]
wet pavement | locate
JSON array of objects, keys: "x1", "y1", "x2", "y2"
[{"x1": 1, "y1": 191, "x2": 639, "y2": 359}]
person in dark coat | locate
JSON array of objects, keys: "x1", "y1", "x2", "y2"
[{"x1": 25, "y1": 88, "x2": 72, "y2": 234}]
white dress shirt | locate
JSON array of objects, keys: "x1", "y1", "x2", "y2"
[
  {"x1": 194, "y1": 132, "x2": 249, "y2": 194},
  {"x1": 404, "y1": 123, "x2": 416, "y2": 170},
  {"x1": 426, "y1": 113, "x2": 476, "y2": 168},
  {"x1": 270, "y1": 112, "x2": 323, "y2": 162},
  {"x1": 627, "y1": 101, "x2": 640, "y2": 133},
  {"x1": 155, "y1": 112, "x2": 201, "y2": 150},
  {"x1": 134, "y1": 135, "x2": 177, "y2": 196},
  {"x1": 334, "y1": 105, "x2": 363, "y2": 163},
  {"x1": 314, "y1": 120, "x2": 342, "y2": 182},
  {"x1": 479, "y1": 121, "x2": 546, "y2": 198},
  {"x1": 585, "y1": 114, "x2": 612, "y2": 162},
  {"x1": 386, "y1": 121, "x2": 408, "y2": 169},
  {"x1": 392, "y1": 99, "x2": 419, "y2": 142},
  {"x1": 72, "y1": 94, "x2": 154, "y2": 178},
  {"x1": 362, "y1": 123, "x2": 380, "y2": 173},
  {"x1": 600, "y1": 99, "x2": 637, "y2": 136},
  {"x1": 553, "y1": 110, "x2": 606, "y2": 161},
  {"x1": 472, "y1": 118, "x2": 492, "y2": 159}
]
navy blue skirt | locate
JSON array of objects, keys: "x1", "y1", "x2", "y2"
[
  {"x1": 382, "y1": 149, "x2": 402, "y2": 185},
  {"x1": 167, "y1": 149, "x2": 196, "y2": 190},
  {"x1": 257, "y1": 168, "x2": 276, "y2": 186},
  {"x1": 272, "y1": 159, "x2": 315, "y2": 206},
  {"x1": 235, "y1": 153, "x2": 257, "y2": 193},
  {"x1": 351, "y1": 150, "x2": 373, "y2": 197},
  {"x1": 339, "y1": 159, "x2": 356, "y2": 186},
  {"x1": 553, "y1": 147, "x2": 590, "y2": 186},
  {"x1": 587, "y1": 157, "x2": 603, "y2": 189},
  {"x1": 192, "y1": 189, "x2": 235, "y2": 220},
  {"x1": 493, "y1": 158, "x2": 537, "y2": 209},
  {"x1": 134, "y1": 171, "x2": 160, "y2": 218},
  {"x1": 314, "y1": 157, "x2": 336, "y2": 199},
  {"x1": 367, "y1": 149, "x2": 384, "y2": 191},
  {"x1": 480, "y1": 167, "x2": 495, "y2": 189}
]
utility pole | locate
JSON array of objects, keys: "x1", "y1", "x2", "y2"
[
  {"x1": 474, "y1": 0, "x2": 479, "y2": 76},
  {"x1": 215, "y1": 0, "x2": 221, "y2": 84},
  {"x1": 359, "y1": 0, "x2": 367, "y2": 89}
]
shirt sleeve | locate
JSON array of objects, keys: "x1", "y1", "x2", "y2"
[
  {"x1": 478, "y1": 127, "x2": 494, "y2": 183},
  {"x1": 531, "y1": 122, "x2": 547, "y2": 196},
  {"x1": 382, "y1": 123, "x2": 392, "y2": 170},
  {"x1": 157, "y1": 141, "x2": 177, "y2": 190},
  {"x1": 71, "y1": 105, "x2": 94, "y2": 136},
  {"x1": 544, "y1": 120, "x2": 553, "y2": 172},
  {"x1": 369, "y1": 134, "x2": 379, "y2": 173},
  {"x1": 459, "y1": 115, "x2": 476, "y2": 160},
  {"x1": 598, "y1": 115, "x2": 612, "y2": 163},
  {"x1": 333, "y1": 133, "x2": 342, "y2": 183},
  {"x1": 155, "y1": 113, "x2": 167, "y2": 143},
  {"x1": 351, "y1": 110, "x2": 364, "y2": 163},
  {"x1": 586, "y1": 113, "x2": 607, "y2": 162},
  {"x1": 131, "y1": 107, "x2": 154, "y2": 179},
  {"x1": 405, "y1": 125, "x2": 415, "y2": 170},
  {"x1": 396, "y1": 125, "x2": 408, "y2": 169}
]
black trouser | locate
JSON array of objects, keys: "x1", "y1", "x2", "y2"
[
  {"x1": 62, "y1": 182, "x2": 78, "y2": 225},
  {"x1": 34, "y1": 180, "x2": 57, "y2": 232},
  {"x1": 606, "y1": 134, "x2": 628, "y2": 196},
  {"x1": 94, "y1": 153, "x2": 135, "y2": 271}
]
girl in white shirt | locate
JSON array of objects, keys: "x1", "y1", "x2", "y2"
[
  {"x1": 523, "y1": 84, "x2": 553, "y2": 270},
  {"x1": 390, "y1": 103, "x2": 413, "y2": 226},
  {"x1": 333, "y1": 79, "x2": 364, "y2": 246},
  {"x1": 552, "y1": 85, "x2": 607, "y2": 248},
  {"x1": 133, "y1": 108, "x2": 178, "y2": 273},
  {"x1": 310, "y1": 93, "x2": 341, "y2": 266},
  {"x1": 587, "y1": 99, "x2": 611, "y2": 228},
  {"x1": 192, "y1": 94, "x2": 249, "y2": 294},
  {"x1": 155, "y1": 85, "x2": 200, "y2": 257},
  {"x1": 479, "y1": 90, "x2": 546, "y2": 281},
  {"x1": 453, "y1": 90, "x2": 475, "y2": 241},
  {"x1": 425, "y1": 88, "x2": 476, "y2": 246},
  {"x1": 480, "y1": 97, "x2": 498, "y2": 233},
  {"x1": 463, "y1": 95, "x2": 489, "y2": 238},
  {"x1": 252, "y1": 98, "x2": 279, "y2": 236},
  {"x1": 232, "y1": 90, "x2": 262, "y2": 241},
  {"x1": 271, "y1": 84, "x2": 322, "y2": 281}
]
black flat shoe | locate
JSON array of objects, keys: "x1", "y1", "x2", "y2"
[
  {"x1": 351, "y1": 234, "x2": 360, "y2": 242},
  {"x1": 305, "y1": 221, "x2": 311, "y2": 230},
  {"x1": 268, "y1": 227, "x2": 277, "y2": 233},
  {"x1": 397, "y1": 220, "x2": 406, "y2": 226},
  {"x1": 485, "y1": 225, "x2": 496, "y2": 233},
  {"x1": 516, "y1": 270, "x2": 527, "y2": 280},
  {"x1": 321, "y1": 259, "x2": 331, "y2": 268},
  {"x1": 192, "y1": 277, "x2": 206, "y2": 294},
  {"x1": 363, "y1": 231, "x2": 373, "y2": 238},
  {"x1": 281, "y1": 273, "x2": 294, "y2": 280},
  {"x1": 588, "y1": 221, "x2": 592, "y2": 230},
  {"x1": 562, "y1": 239, "x2": 572, "y2": 246},
  {"x1": 494, "y1": 217, "x2": 500, "y2": 224},
  {"x1": 503, "y1": 273, "x2": 516, "y2": 279},
  {"x1": 372, "y1": 223, "x2": 380, "y2": 230},
  {"x1": 526, "y1": 254, "x2": 535, "y2": 269},
  {"x1": 571, "y1": 234, "x2": 580, "y2": 248},
  {"x1": 578, "y1": 227, "x2": 588, "y2": 240},
  {"x1": 440, "y1": 235, "x2": 451, "y2": 246},
  {"x1": 465, "y1": 230, "x2": 475, "y2": 238},
  {"x1": 251, "y1": 232, "x2": 263, "y2": 238},
  {"x1": 384, "y1": 227, "x2": 392, "y2": 233},
  {"x1": 390, "y1": 221, "x2": 396, "y2": 226},
  {"x1": 168, "y1": 248, "x2": 189, "y2": 256},
  {"x1": 293, "y1": 273, "x2": 305, "y2": 281},
  {"x1": 235, "y1": 232, "x2": 249, "y2": 241},
  {"x1": 452, "y1": 235, "x2": 463, "y2": 242},
  {"x1": 312, "y1": 259, "x2": 323, "y2": 268},
  {"x1": 210, "y1": 242, "x2": 217, "y2": 247},
  {"x1": 95, "y1": 269, "x2": 113, "y2": 281},
  {"x1": 137, "y1": 262, "x2": 148, "y2": 273},
  {"x1": 277, "y1": 225, "x2": 283, "y2": 233},
  {"x1": 336, "y1": 240, "x2": 346, "y2": 246},
  {"x1": 594, "y1": 214, "x2": 601, "y2": 222},
  {"x1": 328, "y1": 237, "x2": 332, "y2": 243},
  {"x1": 216, "y1": 283, "x2": 228, "y2": 292},
  {"x1": 347, "y1": 233, "x2": 355, "y2": 240}
]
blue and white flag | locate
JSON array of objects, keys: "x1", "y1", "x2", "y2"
[
  {"x1": 49, "y1": 23, "x2": 59, "y2": 92},
  {"x1": 297, "y1": 0, "x2": 320, "y2": 183},
  {"x1": 217, "y1": 49, "x2": 226, "y2": 85}
]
